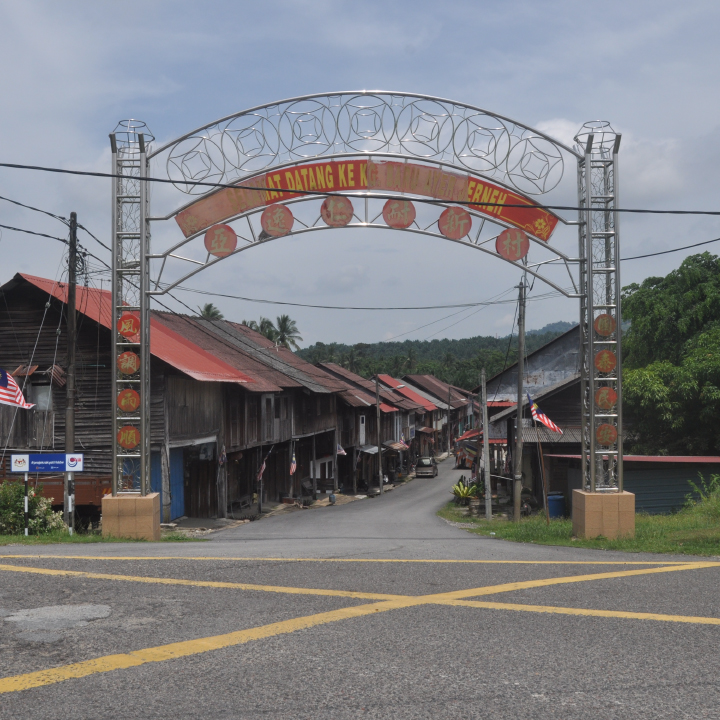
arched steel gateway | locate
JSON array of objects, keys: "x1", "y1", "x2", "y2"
[{"x1": 109, "y1": 92, "x2": 622, "y2": 500}]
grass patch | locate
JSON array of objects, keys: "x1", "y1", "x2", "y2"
[
  {"x1": 0, "y1": 530, "x2": 205, "y2": 545},
  {"x1": 438, "y1": 496, "x2": 720, "y2": 557}
]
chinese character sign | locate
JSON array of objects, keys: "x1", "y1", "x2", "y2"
[
  {"x1": 204, "y1": 224, "x2": 238, "y2": 258},
  {"x1": 593, "y1": 314, "x2": 617, "y2": 337},
  {"x1": 117, "y1": 313, "x2": 140, "y2": 339},
  {"x1": 496, "y1": 228, "x2": 530, "y2": 261},
  {"x1": 261, "y1": 204, "x2": 294, "y2": 237},
  {"x1": 117, "y1": 351, "x2": 140, "y2": 375},
  {"x1": 117, "y1": 425, "x2": 140, "y2": 450},
  {"x1": 438, "y1": 207, "x2": 472, "y2": 240},
  {"x1": 595, "y1": 386, "x2": 617, "y2": 410},
  {"x1": 594, "y1": 350, "x2": 617, "y2": 374},
  {"x1": 596, "y1": 423, "x2": 618, "y2": 446},
  {"x1": 117, "y1": 389, "x2": 141, "y2": 413},
  {"x1": 321, "y1": 196, "x2": 354, "y2": 227},
  {"x1": 382, "y1": 199, "x2": 416, "y2": 229}
]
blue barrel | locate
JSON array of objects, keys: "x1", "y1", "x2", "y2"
[{"x1": 547, "y1": 493, "x2": 565, "y2": 519}]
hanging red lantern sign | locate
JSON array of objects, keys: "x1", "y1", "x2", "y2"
[
  {"x1": 596, "y1": 423, "x2": 618, "y2": 446},
  {"x1": 117, "y1": 388, "x2": 141, "y2": 413},
  {"x1": 117, "y1": 425, "x2": 140, "y2": 450},
  {"x1": 496, "y1": 228, "x2": 530, "y2": 262},
  {"x1": 595, "y1": 386, "x2": 618, "y2": 410},
  {"x1": 261, "y1": 204, "x2": 294, "y2": 237},
  {"x1": 382, "y1": 199, "x2": 416, "y2": 229},
  {"x1": 594, "y1": 349, "x2": 617, "y2": 374},
  {"x1": 594, "y1": 314, "x2": 617, "y2": 337},
  {"x1": 117, "y1": 351, "x2": 140, "y2": 375},
  {"x1": 117, "y1": 313, "x2": 140, "y2": 339},
  {"x1": 438, "y1": 207, "x2": 472, "y2": 240},
  {"x1": 204, "y1": 224, "x2": 237, "y2": 258},
  {"x1": 321, "y1": 196, "x2": 354, "y2": 227}
]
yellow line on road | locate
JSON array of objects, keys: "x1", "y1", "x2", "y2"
[
  {"x1": 0, "y1": 554, "x2": 703, "y2": 565},
  {"x1": 445, "y1": 599, "x2": 720, "y2": 625},
  {"x1": 0, "y1": 598, "x2": 410, "y2": 695},
  {"x1": 2, "y1": 561, "x2": 719, "y2": 695},
  {"x1": 426, "y1": 562, "x2": 719, "y2": 601},
  {"x1": 0, "y1": 564, "x2": 404, "y2": 602}
]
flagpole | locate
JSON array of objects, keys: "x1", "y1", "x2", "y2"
[{"x1": 534, "y1": 418, "x2": 550, "y2": 526}]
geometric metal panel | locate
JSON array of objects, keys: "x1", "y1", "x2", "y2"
[{"x1": 575, "y1": 122, "x2": 623, "y2": 492}]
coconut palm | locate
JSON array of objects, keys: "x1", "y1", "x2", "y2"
[
  {"x1": 342, "y1": 346, "x2": 360, "y2": 373},
  {"x1": 274, "y1": 314, "x2": 303, "y2": 350},
  {"x1": 259, "y1": 317, "x2": 278, "y2": 342},
  {"x1": 405, "y1": 347, "x2": 417, "y2": 373},
  {"x1": 198, "y1": 303, "x2": 224, "y2": 320}
]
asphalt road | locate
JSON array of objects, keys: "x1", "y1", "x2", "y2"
[{"x1": 1, "y1": 460, "x2": 719, "y2": 719}]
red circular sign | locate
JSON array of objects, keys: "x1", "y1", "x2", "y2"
[
  {"x1": 438, "y1": 207, "x2": 472, "y2": 240},
  {"x1": 382, "y1": 199, "x2": 416, "y2": 229},
  {"x1": 117, "y1": 425, "x2": 140, "y2": 450},
  {"x1": 117, "y1": 313, "x2": 140, "y2": 339},
  {"x1": 595, "y1": 386, "x2": 618, "y2": 410},
  {"x1": 594, "y1": 313, "x2": 617, "y2": 337},
  {"x1": 117, "y1": 351, "x2": 140, "y2": 375},
  {"x1": 321, "y1": 196, "x2": 354, "y2": 227},
  {"x1": 117, "y1": 388, "x2": 141, "y2": 413},
  {"x1": 596, "y1": 423, "x2": 618, "y2": 446},
  {"x1": 594, "y1": 349, "x2": 617, "y2": 374},
  {"x1": 496, "y1": 228, "x2": 530, "y2": 261},
  {"x1": 261, "y1": 204, "x2": 294, "y2": 237},
  {"x1": 204, "y1": 224, "x2": 237, "y2": 258}
]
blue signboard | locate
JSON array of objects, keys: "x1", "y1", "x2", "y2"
[{"x1": 10, "y1": 454, "x2": 84, "y2": 473}]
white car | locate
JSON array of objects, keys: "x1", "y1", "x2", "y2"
[{"x1": 414, "y1": 457, "x2": 438, "y2": 478}]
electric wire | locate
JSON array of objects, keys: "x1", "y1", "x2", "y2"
[{"x1": 5, "y1": 161, "x2": 720, "y2": 217}]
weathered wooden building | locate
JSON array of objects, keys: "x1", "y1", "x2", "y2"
[{"x1": 0, "y1": 273, "x2": 347, "y2": 521}]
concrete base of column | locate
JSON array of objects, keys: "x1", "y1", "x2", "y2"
[
  {"x1": 572, "y1": 490, "x2": 635, "y2": 539},
  {"x1": 102, "y1": 492, "x2": 161, "y2": 541}
]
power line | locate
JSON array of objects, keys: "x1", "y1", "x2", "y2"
[
  {"x1": 4, "y1": 160, "x2": 720, "y2": 216},
  {"x1": 0, "y1": 223, "x2": 68, "y2": 244},
  {"x1": 0, "y1": 194, "x2": 69, "y2": 224},
  {"x1": 621, "y1": 236, "x2": 720, "y2": 261}
]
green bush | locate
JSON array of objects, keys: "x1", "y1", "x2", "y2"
[{"x1": 0, "y1": 481, "x2": 65, "y2": 535}]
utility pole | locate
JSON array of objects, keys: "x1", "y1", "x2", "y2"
[
  {"x1": 375, "y1": 375, "x2": 383, "y2": 495},
  {"x1": 447, "y1": 384, "x2": 452, "y2": 457},
  {"x1": 64, "y1": 212, "x2": 77, "y2": 535},
  {"x1": 513, "y1": 278, "x2": 526, "y2": 522},
  {"x1": 481, "y1": 368, "x2": 492, "y2": 521}
]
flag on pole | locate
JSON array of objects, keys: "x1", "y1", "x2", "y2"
[
  {"x1": 0, "y1": 369, "x2": 34, "y2": 409},
  {"x1": 257, "y1": 446, "x2": 274, "y2": 482},
  {"x1": 527, "y1": 393, "x2": 563, "y2": 434},
  {"x1": 290, "y1": 451, "x2": 297, "y2": 475},
  {"x1": 336, "y1": 443, "x2": 347, "y2": 456}
]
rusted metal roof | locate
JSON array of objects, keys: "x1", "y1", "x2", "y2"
[
  {"x1": 545, "y1": 454, "x2": 720, "y2": 463},
  {"x1": 403, "y1": 374, "x2": 469, "y2": 409},
  {"x1": 319, "y1": 363, "x2": 414, "y2": 411},
  {"x1": 378, "y1": 374, "x2": 437, "y2": 412},
  {"x1": 17, "y1": 274, "x2": 254, "y2": 385}
]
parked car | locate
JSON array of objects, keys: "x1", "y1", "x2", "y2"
[{"x1": 414, "y1": 456, "x2": 438, "y2": 478}]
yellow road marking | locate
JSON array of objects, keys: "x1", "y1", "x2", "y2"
[
  {"x1": 0, "y1": 554, "x2": 702, "y2": 565},
  {"x1": 0, "y1": 564, "x2": 404, "y2": 601},
  {"x1": 1, "y1": 560, "x2": 719, "y2": 694},
  {"x1": 0, "y1": 598, "x2": 409, "y2": 695},
  {"x1": 444, "y1": 599, "x2": 720, "y2": 624}
]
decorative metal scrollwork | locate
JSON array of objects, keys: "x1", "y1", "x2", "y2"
[{"x1": 155, "y1": 93, "x2": 571, "y2": 197}]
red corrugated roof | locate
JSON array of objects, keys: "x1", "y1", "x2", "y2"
[
  {"x1": 378, "y1": 375, "x2": 437, "y2": 412},
  {"x1": 545, "y1": 455, "x2": 720, "y2": 463},
  {"x1": 19, "y1": 274, "x2": 253, "y2": 385}
]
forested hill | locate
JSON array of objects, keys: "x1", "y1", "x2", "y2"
[{"x1": 297, "y1": 321, "x2": 575, "y2": 389}]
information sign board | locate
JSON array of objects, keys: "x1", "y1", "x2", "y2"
[{"x1": 10, "y1": 454, "x2": 84, "y2": 473}]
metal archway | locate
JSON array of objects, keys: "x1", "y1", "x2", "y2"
[{"x1": 109, "y1": 92, "x2": 622, "y2": 499}]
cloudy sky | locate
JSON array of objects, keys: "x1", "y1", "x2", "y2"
[{"x1": 2, "y1": 0, "x2": 719, "y2": 346}]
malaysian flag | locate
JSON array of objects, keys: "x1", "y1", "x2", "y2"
[
  {"x1": 290, "y1": 451, "x2": 297, "y2": 475},
  {"x1": 527, "y1": 393, "x2": 563, "y2": 434},
  {"x1": 257, "y1": 446, "x2": 274, "y2": 481},
  {"x1": 336, "y1": 443, "x2": 347, "y2": 456},
  {"x1": 0, "y1": 369, "x2": 34, "y2": 409}
]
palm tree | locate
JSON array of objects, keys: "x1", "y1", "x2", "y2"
[
  {"x1": 274, "y1": 314, "x2": 302, "y2": 350},
  {"x1": 259, "y1": 317, "x2": 278, "y2": 342},
  {"x1": 199, "y1": 303, "x2": 224, "y2": 320},
  {"x1": 344, "y1": 346, "x2": 360, "y2": 374},
  {"x1": 405, "y1": 347, "x2": 417, "y2": 373},
  {"x1": 242, "y1": 319, "x2": 259, "y2": 331}
]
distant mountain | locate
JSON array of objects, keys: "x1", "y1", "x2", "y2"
[{"x1": 297, "y1": 321, "x2": 577, "y2": 390}]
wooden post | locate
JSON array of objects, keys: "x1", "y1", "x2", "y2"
[
  {"x1": 375, "y1": 376, "x2": 383, "y2": 495},
  {"x1": 333, "y1": 428, "x2": 338, "y2": 493},
  {"x1": 64, "y1": 211, "x2": 77, "y2": 535},
  {"x1": 481, "y1": 369, "x2": 492, "y2": 521},
  {"x1": 312, "y1": 433, "x2": 317, "y2": 498}
]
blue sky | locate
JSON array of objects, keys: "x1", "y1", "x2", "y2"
[{"x1": 2, "y1": 0, "x2": 719, "y2": 346}]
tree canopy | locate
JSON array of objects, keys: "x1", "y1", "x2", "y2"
[
  {"x1": 198, "y1": 303, "x2": 223, "y2": 320},
  {"x1": 622, "y1": 253, "x2": 720, "y2": 454}
]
